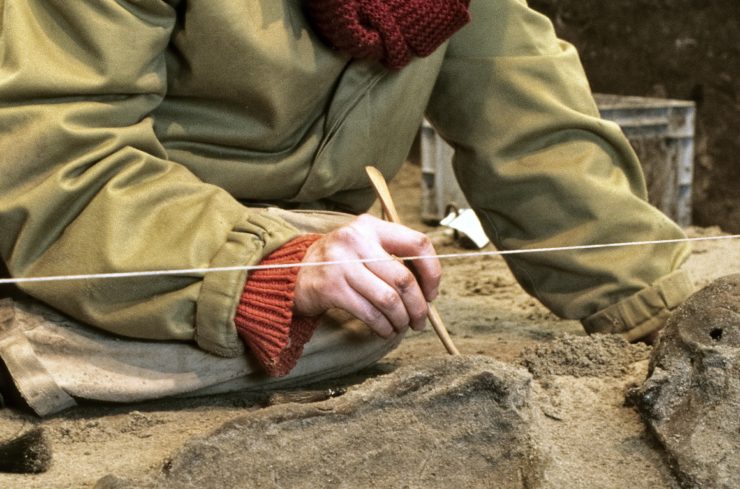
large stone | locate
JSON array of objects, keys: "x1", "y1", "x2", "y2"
[
  {"x1": 636, "y1": 274, "x2": 740, "y2": 489},
  {"x1": 97, "y1": 356, "x2": 544, "y2": 489}
]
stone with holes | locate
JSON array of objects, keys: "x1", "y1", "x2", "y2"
[{"x1": 636, "y1": 273, "x2": 740, "y2": 489}]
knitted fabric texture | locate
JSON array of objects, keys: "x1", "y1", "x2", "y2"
[
  {"x1": 235, "y1": 234, "x2": 322, "y2": 377},
  {"x1": 305, "y1": 0, "x2": 471, "y2": 69}
]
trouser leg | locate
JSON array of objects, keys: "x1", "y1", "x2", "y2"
[
  {"x1": 188, "y1": 310, "x2": 403, "y2": 396},
  {"x1": 4, "y1": 299, "x2": 401, "y2": 413}
]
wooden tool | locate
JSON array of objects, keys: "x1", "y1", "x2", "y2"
[{"x1": 365, "y1": 166, "x2": 460, "y2": 356}]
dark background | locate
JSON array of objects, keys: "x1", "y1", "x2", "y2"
[{"x1": 530, "y1": 0, "x2": 739, "y2": 233}]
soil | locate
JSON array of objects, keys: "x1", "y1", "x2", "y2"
[
  {"x1": 529, "y1": 0, "x2": 740, "y2": 233},
  {"x1": 518, "y1": 334, "x2": 651, "y2": 379},
  {"x1": 0, "y1": 162, "x2": 738, "y2": 488}
]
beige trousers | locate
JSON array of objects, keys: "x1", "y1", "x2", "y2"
[{"x1": 0, "y1": 298, "x2": 401, "y2": 416}]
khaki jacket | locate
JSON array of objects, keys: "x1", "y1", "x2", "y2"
[{"x1": 0, "y1": 0, "x2": 692, "y2": 356}]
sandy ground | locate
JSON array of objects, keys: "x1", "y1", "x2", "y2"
[{"x1": 1, "y1": 162, "x2": 738, "y2": 488}]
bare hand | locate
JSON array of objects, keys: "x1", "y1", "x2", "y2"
[{"x1": 293, "y1": 214, "x2": 442, "y2": 338}]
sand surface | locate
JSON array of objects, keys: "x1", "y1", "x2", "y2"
[{"x1": 0, "y1": 163, "x2": 738, "y2": 488}]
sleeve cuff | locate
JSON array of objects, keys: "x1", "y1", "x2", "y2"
[
  {"x1": 581, "y1": 269, "x2": 696, "y2": 342},
  {"x1": 234, "y1": 234, "x2": 322, "y2": 376}
]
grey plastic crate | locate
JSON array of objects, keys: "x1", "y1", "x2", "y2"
[{"x1": 420, "y1": 94, "x2": 696, "y2": 227}]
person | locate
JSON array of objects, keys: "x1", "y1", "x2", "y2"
[{"x1": 0, "y1": 0, "x2": 694, "y2": 414}]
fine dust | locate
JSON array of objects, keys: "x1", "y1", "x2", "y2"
[{"x1": 518, "y1": 334, "x2": 651, "y2": 379}]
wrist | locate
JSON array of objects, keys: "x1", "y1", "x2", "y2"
[{"x1": 234, "y1": 234, "x2": 322, "y2": 376}]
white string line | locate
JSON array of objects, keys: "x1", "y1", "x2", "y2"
[{"x1": 1, "y1": 234, "x2": 738, "y2": 286}]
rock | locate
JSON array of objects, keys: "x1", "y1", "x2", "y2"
[
  {"x1": 636, "y1": 274, "x2": 740, "y2": 489},
  {"x1": 103, "y1": 356, "x2": 545, "y2": 489},
  {"x1": 94, "y1": 474, "x2": 138, "y2": 489},
  {"x1": 0, "y1": 427, "x2": 52, "y2": 474}
]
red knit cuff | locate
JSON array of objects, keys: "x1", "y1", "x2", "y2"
[{"x1": 234, "y1": 234, "x2": 322, "y2": 377}]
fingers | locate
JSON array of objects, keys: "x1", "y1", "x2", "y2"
[
  {"x1": 354, "y1": 215, "x2": 442, "y2": 301},
  {"x1": 335, "y1": 280, "x2": 397, "y2": 339},
  {"x1": 346, "y1": 263, "x2": 428, "y2": 333},
  {"x1": 361, "y1": 257, "x2": 429, "y2": 331},
  {"x1": 292, "y1": 240, "x2": 402, "y2": 338},
  {"x1": 340, "y1": 217, "x2": 434, "y2": 330},
  {"x1": 292, "y1": 214, "x2": 443, "y2": 338}
]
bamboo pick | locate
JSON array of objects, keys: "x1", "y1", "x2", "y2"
[{"x1": 365, "y1": 166, "x2": 460, "y2": 356}]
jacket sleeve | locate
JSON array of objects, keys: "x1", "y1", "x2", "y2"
[
  {"x1": 425, "y1": 0, "x2": 692, "y2": 320},
  {"x1": 0, "y1": 0, "x2": 300, "y2": 357}
]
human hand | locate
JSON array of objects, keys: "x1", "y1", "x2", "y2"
[{"x1": 292, "y1": 214, "x2": 442, "y2": 338}]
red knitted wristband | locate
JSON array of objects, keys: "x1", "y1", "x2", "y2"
[{"x1": 234, "y1": 234, "x2": 322, "y2": 377}]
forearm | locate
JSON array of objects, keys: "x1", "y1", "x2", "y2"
[
  {"x1": 426, "y1": 0, "x2": 692, "y2": 320},
  {"x1": 0, "y1": 0, "x2": 301, "y2": 356}
]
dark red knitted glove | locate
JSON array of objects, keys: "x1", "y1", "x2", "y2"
[
  {"x1": 235, "y1": 234, "x2": 322, "y2": 377},
  {"x1": 305, "y1": 0, "x2": 471, "y2": 69}
]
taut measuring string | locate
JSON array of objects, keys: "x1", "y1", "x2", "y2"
[{"x1": 1, "y1": 234, "x2": 738, "y2": 286}]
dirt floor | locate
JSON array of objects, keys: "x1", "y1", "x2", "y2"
[{"x1": 0, "y1": 162, "x2": 738, "y2": 488}]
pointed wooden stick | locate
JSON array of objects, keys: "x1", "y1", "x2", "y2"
[{"x1": 365, "y1": 166, "x2": 460, "y2": 356}]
